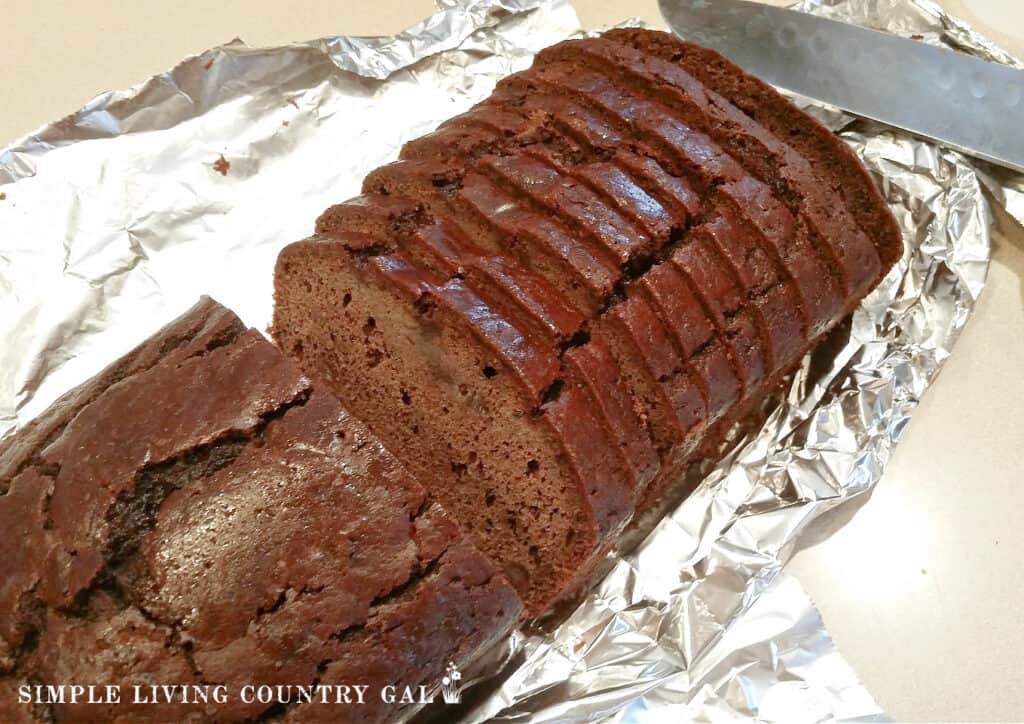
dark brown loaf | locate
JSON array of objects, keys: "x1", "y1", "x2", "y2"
[
  {"x1": 272, "y1": 29, "x2": 902, "y2": 617},
  {"x1": 0, "y1": 297, "x2": 520, "y2": 723}
]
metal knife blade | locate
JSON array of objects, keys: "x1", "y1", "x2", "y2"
[{"x1": 658, "y1": 0, "x2": 1024, "y2": 173}]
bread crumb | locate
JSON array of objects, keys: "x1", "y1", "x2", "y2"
[
  {"x1": 212, "y1": 155, "x2": 230, "y2": 176},
  {"x1": 911, "y1": 34, "x2": 924, "y2": 40},
  {"x1": 0, "y1": 192, "x2": 6, "y2": 201},
  {"x1": 204, "y1": 58, "x2": 214, "y2": 70},
  {"x1": 287, "y1": 98, "x2": 299, "y2": 109}
]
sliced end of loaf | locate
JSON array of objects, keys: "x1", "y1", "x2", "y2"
[{"x1": 273, "y1": 239, "x2": 605, "y2": 615}]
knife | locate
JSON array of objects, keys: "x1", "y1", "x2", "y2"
[{"x1": 658, "y1": 0, "x2": 1024, "y2": 173}]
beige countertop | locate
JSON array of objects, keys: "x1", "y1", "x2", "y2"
[{"x1": 3, "y1": 1, "x2": 1023, "y2": 720}]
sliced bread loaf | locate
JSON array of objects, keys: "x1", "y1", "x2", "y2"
[{"x1": 272, "y1": 29, "x2": 903, "y2": 619}]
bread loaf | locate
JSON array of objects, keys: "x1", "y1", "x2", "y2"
[
  {"x1": 0, "y1": 298, "x2": 519, "y2": 723},
  {"x1": 272, "y1": 29, "x2": 902, "y2": 616}
]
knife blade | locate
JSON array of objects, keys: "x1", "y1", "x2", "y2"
[{"x1": 658, "y1": 0, "x2": 1024, "y2": 173}]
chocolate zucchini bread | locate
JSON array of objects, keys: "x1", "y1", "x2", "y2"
[
  {"x1": 0, "y1": 297, "x2": 520, "y2": 723},
  {"x1": 272, "y1": 28, "x2": 902, "y2": 617}
]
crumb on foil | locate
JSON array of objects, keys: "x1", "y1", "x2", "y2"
[{"x1": 212, "y1": 155, "x2": 230, "y2": 176}]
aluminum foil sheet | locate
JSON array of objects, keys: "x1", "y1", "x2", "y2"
[{"x1": 0, "y1": 0, "x2": 1020, "y2": 721}]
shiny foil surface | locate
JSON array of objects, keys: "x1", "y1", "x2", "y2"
[{"x1": 0, "y1": 0, "x2": 1019, "y2": 721}]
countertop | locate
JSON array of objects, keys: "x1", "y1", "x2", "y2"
[{"x1": 3, "y1": 1, "x2": 1022, "y2": 720}]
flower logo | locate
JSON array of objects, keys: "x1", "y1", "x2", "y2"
[{"x1": 440, "y1": 662, "x2": 462, "y2": 704}]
